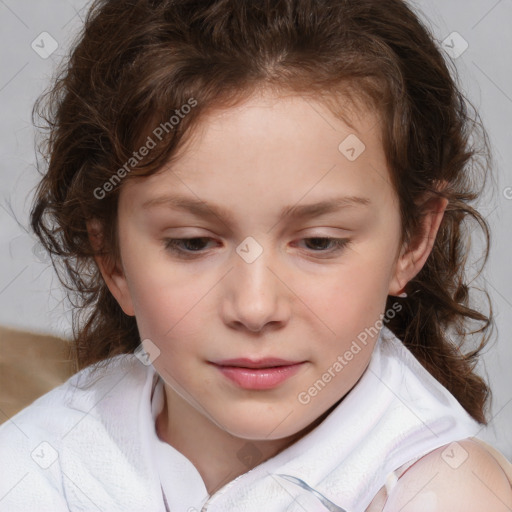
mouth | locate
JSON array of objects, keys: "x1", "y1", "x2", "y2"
[
  {"x1": 208, "y1": 358, "x2": 306, "y2": 390},
  {"x1": 211, "y1": 357, "x2": 303, "y2": 369}
]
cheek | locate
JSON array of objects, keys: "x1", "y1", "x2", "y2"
[
  {"x1": 119, "y1": 232, "x2": 208, "y2": 336},
  {"x1": 133, "y1": 281, "x2": 206, "y2": 342},
  {"x1": 123, "y1": 262, "x2": 206, "y2": 343},
  {"x1": 299, "y1": 262, "x2": 388, "y2": 329}
]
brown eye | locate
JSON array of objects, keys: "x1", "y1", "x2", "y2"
[
  {"x1": 163, "y1": 237, "x2": 216, "y2": 257},
  {"x1": 301, "y1": 237, "x2": 350, "y2": 253}
]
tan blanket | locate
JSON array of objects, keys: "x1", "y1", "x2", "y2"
[{"x1": 0, "y1": 326, "x2": 74, "y2": 425}]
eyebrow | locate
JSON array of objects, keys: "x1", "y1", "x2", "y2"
[{"x1": 141, "y1": 194, "x2": 371, "y2": 224}]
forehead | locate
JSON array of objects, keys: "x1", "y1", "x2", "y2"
[{"x1": 120, "y1": 90, "x2": 394, "y2": 218}]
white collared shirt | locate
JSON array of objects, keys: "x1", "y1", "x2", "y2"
[{"x1": 0, "y1": 326, "x2": 481, "y2": 512}]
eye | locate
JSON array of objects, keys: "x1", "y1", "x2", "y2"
[
  {"x1": 163, "y1": 237, "x2": 216, "y2": 257},
  {"x1": 163, "y1": 236, "x2": 351, "y2": 259},
  {"x1": 296, "y1": 237, "x2": 351, "y2": 256}
]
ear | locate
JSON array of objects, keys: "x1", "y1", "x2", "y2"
[
  {"x1": 388, "y1": 190, "x2": 449, "y2": 297},
  {"x1": 86, "y1": 219, "x2": 135, "y2": 316}
]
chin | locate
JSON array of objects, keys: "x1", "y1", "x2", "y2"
[
  {"x1": 211, "y1": 406, "x2": 315, "y2": 442},
  {"x1": 225, "y1": 424, "x2": 300, "y2": 442}
]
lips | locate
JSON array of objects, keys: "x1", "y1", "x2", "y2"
[
  {"x1": 209, "y1": 358, "x2": 305, "y2": 390},
  {"x1": 211, "y1": 357, "x2": 302, "y2": 369}
]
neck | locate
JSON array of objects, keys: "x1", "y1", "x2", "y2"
[{"x1": 155, "y1": 382, "x2": 338, "y2": 495}]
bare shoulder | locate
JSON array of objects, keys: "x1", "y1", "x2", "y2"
[{"x1": 383, "y1": 438, "x2": 512, "y2": 511}]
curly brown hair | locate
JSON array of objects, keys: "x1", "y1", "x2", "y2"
[{"x1": 31, "y1": 0, "x2": 495, "y2": 424}]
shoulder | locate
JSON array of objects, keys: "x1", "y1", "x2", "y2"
[
  {"x1": 383, "y1": 438, "x2": 512, "y2": 511},
  {"x1": 0, "y1": 354, "x2": 146, "y2": 457},
  {"x1": 0, "y1": 354, "x2": 149, "y2": 509}
]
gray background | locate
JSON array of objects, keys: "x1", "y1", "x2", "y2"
[{"x1": 0, "y1": 0, "x2": 511, "y2": 457}]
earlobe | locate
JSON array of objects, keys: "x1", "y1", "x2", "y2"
[
  {"x1": 388, "y1": 195, "x2": 448, "y2": 297},
  {"x1": 86, "y1": 219, "x2": 135, "y2": 317}
]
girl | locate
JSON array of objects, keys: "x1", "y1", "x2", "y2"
[{"x1": 1, "y1": 0, "x2": 511, "y2": 510}]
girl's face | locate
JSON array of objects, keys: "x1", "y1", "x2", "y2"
[{"x1": 110, "y1": 90, "x2": 411, "y2": 440}]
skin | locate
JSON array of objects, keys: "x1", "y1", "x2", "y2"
[
  {"x1": 380, "y1": 439, "x2": 512, "y2": 511},
  {"x1": 92, "y1": 88, "x2": 456, "y2": 498}
]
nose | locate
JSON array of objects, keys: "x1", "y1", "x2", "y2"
[{"x1": 220, "y1": 243, "x2": 291, "y2": 333}]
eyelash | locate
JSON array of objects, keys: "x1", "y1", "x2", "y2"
[{"x1": 163, "y1": 237, "x2": 351, "y2": 258}]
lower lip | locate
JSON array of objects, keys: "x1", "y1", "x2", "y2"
[{"x1": 213, "y1": 363, "x2": 304, "y2": 390}]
